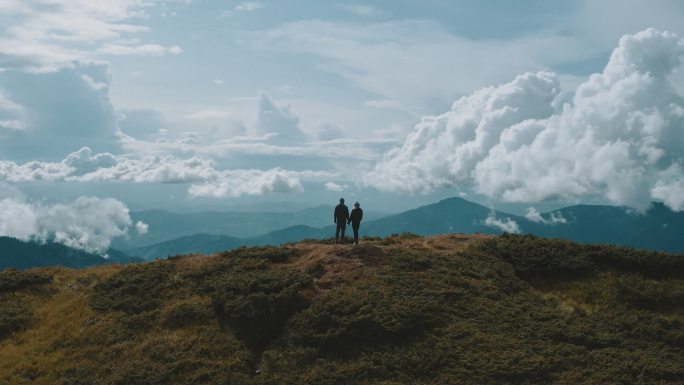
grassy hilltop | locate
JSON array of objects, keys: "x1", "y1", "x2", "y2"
[{"x1": 1, "y1": 234, "x2": 683, "y2": 384}]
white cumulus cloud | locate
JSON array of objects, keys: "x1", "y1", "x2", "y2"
[
  {"x1": 0, "y1": 147, "x2": 309, "y2": 199},
  {"x1": 367, "y1": 29, "x2": 684, "y2": 212},
  {"x1": 525, "y1": 207, "x2": 567, "y2": 225},
  {"x1": 484, "y1": 212, "x2": 521, "y2": 234},
  {"x1": 0, "y1": 185, "x2": 135, "y2": 253},
  {"x1": 324, "y1": 182, "x2": 347, "y2": 192},
  {"x1": 187, "y1": 168, "x2": 304, "y2": 198},
  {"x1": 135, "y1": 221, "x2": 149, "y2": 235}
]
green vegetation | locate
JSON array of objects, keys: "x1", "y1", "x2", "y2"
[
  {"x1": 0, "y1": 269, "x2": 53, "y2": 340},
  {"x1": 0, "y1": 269, "x2": 52, "y2": 293},
  {"x1": 0, "y1": 234, "x2": 682, "y2": 384}
]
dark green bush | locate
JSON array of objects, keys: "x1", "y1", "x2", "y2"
[
  {"x1": 0, "y1": 269, "x2": 52, "y2": 293},
  {"x1": 90, "y1": 263, "x2": 172, "y2": 313},
  {"x1": 381, "y1": 233, "x2": 422, "y2": 245},
  {"x1": 389, "y1": 249, "x2": 432, "y2": 271},
  {"x1": 222, "y1": 246, "x2": 298, "y2": 263},
  {"x1": 471, "y1": 234, "x2": 596, "y2": 279},
  {"x1": 203, "y1": 258, "x2": 311, "y2": 349},
  {"x1": 284, "y1": 275, "x2": 447, "y2": 357},
  {"x1": 160, "y1": 297, "x2": 215, "y2": 329},
  {"x1": 0, "y1": 294, "x2": 35, "y2": 339},
  {"x1": 299, "y1": 237, "x2": 337, "y2": 245},
  {"x1": 612, "y1": 274, "x2": 684, "y2": 310},
  {"x1": 588, "y1": 247, "x2": 684, "y2": 278},
  {"x1": 473, "y1": 234, "x2": 684, "y2": 281}
]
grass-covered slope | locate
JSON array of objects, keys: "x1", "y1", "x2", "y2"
[{"x1": 0, "y1": 234, "x2": 682, "y2": 384}]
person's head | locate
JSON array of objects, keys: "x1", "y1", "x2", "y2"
[
  {"x1": 354, "y1": 202, "x2": 360, "y2": 208},
  {"x1": 339, "y1": 198, "x2": 345, "y2": 203}
]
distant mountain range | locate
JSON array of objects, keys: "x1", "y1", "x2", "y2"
[
  {"x1": 126, "y1": 198, "x2": 684, "y2": 259},
  {"x1": 113, "y1": 205, "x2": 388, "y2": 249},
  {"x1": 0, "y1": 237, "x2": 142, "y2": 270},
  {"x1": 3, "y1": 197, "x2": 682, "y2": 268}
]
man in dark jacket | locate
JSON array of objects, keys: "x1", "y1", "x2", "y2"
[
  {"x1": 348, "y1": 201, "x2": 363, "y2": 245},
  {"x1": 334, "y1": 198, "x2": 350, "y2": 243}
]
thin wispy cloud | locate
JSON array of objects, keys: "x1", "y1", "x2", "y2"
[
  {"x1": 235, "y1": 2, "x2": 266, "y2": 12},
  {"x1": 0, "y1": 0, "x2": 184, "y2": 72},
  {"x1": 222, "y1": 1, "x2": 266, "y2": 17},
  {"x1": 342, "y1": 4, "x2": 386, "y2": 18}
]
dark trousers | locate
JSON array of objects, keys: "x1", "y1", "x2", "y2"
[
  {"x1": 335, "y1": 222, "x2": 346, "y2": 243},
  {"x1": 352, "y1": 224, "x2": 360, "y2": 244}
]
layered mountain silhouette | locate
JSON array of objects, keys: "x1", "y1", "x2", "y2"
[
  {"x1": 126, "y1": 198, "x2": 684, "y2": 260},
  {"x1": 113, "y1": 205, "x2": 388, "y2": 250},
  {"x1": 0, "y1": 237, "x2": 142, "y2": 270},
  {"x1": 3, "y1": 197, "x2": 681, "y2": 267}
]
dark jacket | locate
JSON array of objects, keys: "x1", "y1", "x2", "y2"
[
  {"x1": 334, "y1": 203, "x2": 350, "y2": 224},
  {"x1": 349, "y1": 208, "x2": 363, "y2": 226}
]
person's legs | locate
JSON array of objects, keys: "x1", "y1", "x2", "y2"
[
  {"x1": 335, "y1": 223, "x2": 342, "y2": 243},
  {"x1": 340, "y1": 224, "x2": 346, "y2": 243},
  {"x1": 352, "y1": 224, "x2": 359, "y2": 244}
]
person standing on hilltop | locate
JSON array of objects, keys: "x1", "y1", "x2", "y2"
[
  {"x1": 334, "y1": 198, "x2": 350, "y2": 244},
  {"x1": 348, "y1": 202, "x2": 363, "y2": 245}
]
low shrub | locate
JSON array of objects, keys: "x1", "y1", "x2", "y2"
[
  {"x1": 203, "y1": 258, "x2": 311, "y2": 350},
  {"x1": 222, "y1": 246, "x2": 298, "y2": 263},
  {"x1": 0, "y1": 294, "x2": 35, "y2": 339},
  {"x1": 285, "y1": 274, "x2": 447, "y2": 356},
  {"x1": 160, "y1": 297, "x2": 214, "y2": 329},
  {"x1": 588, "y1": 247, "x2": 684, "y2": 278},
  {"x1": 473, "y1": 234, "x2": 684, "y2": 281},
  {"x1": 612, "y1": 273, "x2": 684, "y2": 310},
  {"x1": 0, "y1": 269, "x2": 52, "y2": 293},
  {"x1": 90, "y1": 263, "x2": 172, "y2": 314},
  {"x1": 389, "y1": 249, "x2": 432, "y2": 271},
  {"x1": 471, "y1": 234, "x2": 595, "y2": 279},
  {"x1": 381, "y1": 233, "x2": 422, "y2": 245},
  {"x1": 299, "y1": 237, "x2": 337, "y2": 245}
]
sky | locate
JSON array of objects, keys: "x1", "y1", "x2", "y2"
[{"x1": 1, "y1": 0, "x2": 684, "y2": 252}]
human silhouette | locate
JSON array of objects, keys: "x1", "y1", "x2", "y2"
[
  {"x1": 348, "y1": 201, "x2": 363, "y2": 245},
  {"x1": 334, "y1": 198, "x2": 350, "y2": 243}
]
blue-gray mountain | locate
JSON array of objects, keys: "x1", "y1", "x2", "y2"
[
  {"x1": 126, "y1": 198, "x2": 684, "y2": 260},
  {"x1": 0, "y1": 237, "x2": 142, "y2": 270},
  {"x1": 113, "y1": 205, "x2": 389, "y2": 250}
]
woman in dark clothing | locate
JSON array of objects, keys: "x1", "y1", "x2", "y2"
[{"x1": 348, "y1": 202, "x2": 363, "y2": 245}]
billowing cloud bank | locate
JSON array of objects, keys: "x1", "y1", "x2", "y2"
[
  {"x1": 0, "y1": 147, "x2": 307, "y2": 198},
  {"x1": 484, "y1": 212, "x2": 521, "y2": 234},
  {"x1": 367, "y1": 29, "x2": 684, "y2": 211},
  {"x1": 0, "y1": 185, "x2": 145, "y2": 253}
]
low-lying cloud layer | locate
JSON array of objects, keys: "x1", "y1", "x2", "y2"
[
  {"x1": 367, "y1": 29, "x2": 684, "y2": 211},
  {"x1": 484, "y1": 212, "x2": 521, "y2": 234},
  {"x1": 0, "y1": 147, "x2": 309, "y2": 198},
  {"x1": 0, "y1": 184, "x2": 144, "y2": 253},
  {"x1": 525, "y1": 207, "x2": 567, "y2": 225}
]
